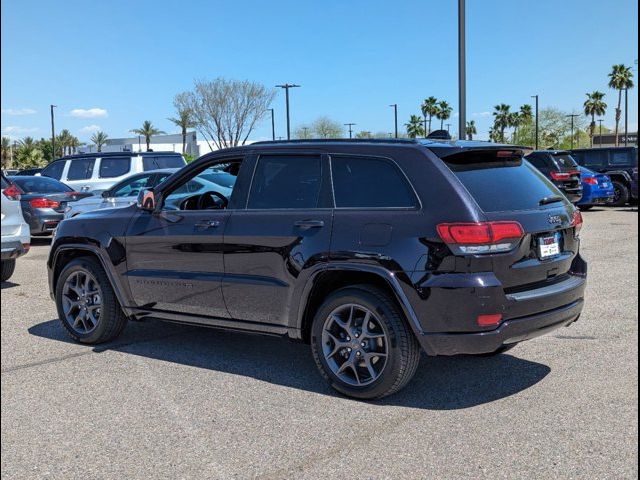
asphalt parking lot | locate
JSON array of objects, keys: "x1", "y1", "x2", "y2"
[{"x1": 1, "y1": 207, "x2": 638, "y2": 479}]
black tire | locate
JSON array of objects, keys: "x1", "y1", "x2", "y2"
[
  {"x1": 1, "y1": 260, "x2": 16, "y2": 282},
  {"x1": 610, "y1": 181, "x2": 630, "y2": 207},
  {"x1": 474, "y1": 343, "x2": 518, "y2": 357},
  {"x1": 578, "y1": 205, "x2": 594, "y2": 211},
  {"x1": 310, "y1": 285, "x2": 421, "y2": 400},
  {"x1": 55, "y1": 256, "x2": 127, "y2": 344}
]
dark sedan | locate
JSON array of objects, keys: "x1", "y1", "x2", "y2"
[{"x1": 8, "y1": 176, "x2": 91, "y2": 236}]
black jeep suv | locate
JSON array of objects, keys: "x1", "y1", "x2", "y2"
[
  {"x1": 48, "y1": 139, "x2": 587, "y2": 399},
  {"x1": 524, "y1": 150, "x2": 583, "y2": 203}
]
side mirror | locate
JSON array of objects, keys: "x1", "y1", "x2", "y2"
[
  {"x1": 101, "y1": 190, "x2": 111, "y2": 198},
  {"x1": 136, "y1": 188, "x2": 156, "y2": 211}
]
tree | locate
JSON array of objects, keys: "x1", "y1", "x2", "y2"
[
  {"x1": 435, "y1": 101, "x2": 452, "y2": 130},
  {"x1": 608, "y1": 64, "x2": 634, "y2": 146},
  {"x1": 355, "y1": 131, "x2": 373, "y2": 139},
  {"x1": 465, "y1": 120, "x2": 477, "y2": 140},
  {"x1": 169, "y1": 98, "x2": 196, "y2": 154},
  {"x1": 405, "y1": 115, "x2": 425, "y2": 138},
  {"x1": 583, "y1": 91, "x2": 607, "y2": 147},
  {"x1": 421, "y1": 96, "x2": 439, "y2": 136},
  {"x1": 294, "y1": 125, "x2": 313, "y2": 139},
  {"x1": 130, "y1": 121, "x2": 165, "y2": 152},
  {"x1": 90, "y1": 131, "x2": 109, "y2": 152},
  {"x1": 15, "y1": 137, "x2": 45, "y2": 169},
  {"x1": 311, "y1": 117, "x2": 344, "y2": 138},
  {"x1": 492, "y1": 104, "x2": 511, "y2": 142},
  {"x1": 517, "y1": 104, "x2": 534, "y2": 145},
  {"x1": 174, "y1": 78, "x2": 277, "y2": 150},
  {"x1": 1, "y1": 137, "x2": 11, "y2": 169}
]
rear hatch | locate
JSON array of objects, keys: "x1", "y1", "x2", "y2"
[
  {"x1": 550, "y1": 152, "x2": 582, "y2": 195},
  {"x1": 434, "y1": 148, "x2": 581, "y2": 292}
]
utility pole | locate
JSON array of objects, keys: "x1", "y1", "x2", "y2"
[
  {"x1": 598, "y1": 119, "x2": 604, "y2": 147},
  {"x1": 389, "y1": 104, "x2": 398, "y2": 138},
  {"x1": 531, "y1": 95, "x2": 539, "y2": 149},
  {"x1": 458, "y1": 0, "x2": 466, "y2": 142},
  {"x1": 276, "y1": 84, "x2": 300, "y2": 140},
  {"x1": 566, "y1": 114, "x2": 579, "y2": 149},
  {"x1": 624, "y1": 88, "x2": 629, "y2": 146},
  {"x1": 268, "y1": 108, "x2": 275, "y2": 141},
  {"x1": 50, "y1": 105, "x2": 57, "y2": 160},
  {"x1": 446, "y1": 123, "x2": 452, "y2": 133},
  {"x1": 344, "y1": 123, "x2": 356, "y2": 139}
]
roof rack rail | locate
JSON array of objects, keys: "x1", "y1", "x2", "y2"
[{"x1": 251, "y1": 138, "x2": 418, "y2": 146}]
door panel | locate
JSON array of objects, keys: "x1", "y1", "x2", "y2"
[{"x1": 125, "y1": 209, "x2": 230, "y2": 320}]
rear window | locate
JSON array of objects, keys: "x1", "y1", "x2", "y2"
[
  {"x1": 551, "y1": 154, "x2": 579, "y2": 170},
  {"x1": 67, "y1": 158, "x2": 95, "y2": 180},
  {"x1": 10, "y1": 176, "x2": 72, "y2": 193},
  {"x1": 99, "y1": 157, "x2": 131, "y2": 178},
  {"x1": 1, "y1": 175, "x2": 9, "y2": 189},
  {"x1": 41, "y1": 161, "x2": 65, "y2": 180},
  {"x1": 443, "y1": 152, "x2": 562, "y2": 212},
  {"x1": 142, "y1": 155, "x2": 185, "y2": 171}
]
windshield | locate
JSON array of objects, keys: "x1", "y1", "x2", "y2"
[{"x1": 10, "y1": 176, "x2": 73, "y2": 193}]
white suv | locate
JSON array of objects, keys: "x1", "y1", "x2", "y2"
[
  {"x1": 1, "y1": 174, "x2": 30, "y2": 282},
  {"x1": 40, "y1": 151, "x2": 186, "y2": 193}
]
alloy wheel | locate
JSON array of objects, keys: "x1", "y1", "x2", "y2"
[{"x1": 61, "y1": 270, "x2": 103, "y2": 334}]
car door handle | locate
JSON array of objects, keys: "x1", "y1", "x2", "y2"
[
  {"x1": 294, "y1": 219, "x2": 324, "y2": 229},
  {"x1": 195, "y1": 220, "x2": 221, "y2": 229}
]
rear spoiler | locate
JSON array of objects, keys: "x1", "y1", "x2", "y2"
[{"x1": 428, "y1": 145, "x2": 532, "y2": 159}]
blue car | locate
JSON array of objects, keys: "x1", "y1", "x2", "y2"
[{"x1": 577, "y1": 167, "x2": 614, "y2": 211}]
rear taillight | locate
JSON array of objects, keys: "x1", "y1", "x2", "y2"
[
  {"x1": 584, "y1": 177, "x2": 598, "y2": 185},
  {"x1": 550, "y1": 171, "x2": 577, "y2": 181},
  {"x1": 3, "y1": 184, "x2": 23, "y2": 200},
  {"x1": 29, "y1": 198, "x2": 60, "y2": 209},
  {"x1": 572, "y1": 210, "x2": 583, "y2": 238},
  {"x1": 437, "y1": 221, "x2": 524, "y2": 254}
]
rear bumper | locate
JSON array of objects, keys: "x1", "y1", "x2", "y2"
[
  {"x1": 1, "y1": 240, "x2": 29, "y2": 260},
  {"x1": 26, "y1": 211, "x2": 63, "y2": 235},
  {"x1": 418, "y1": 299, "x2": 583, "y2": 355}
]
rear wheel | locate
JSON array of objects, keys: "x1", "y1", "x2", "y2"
[
  {"x1": 578, "y1": 205, "x2": 594, "y2": 211},
  {"x1": 610, "y1": 181, "x2": 630, "y2": 207},
  {"x1": 55, "y1": 257, "x2": 127, "y2": 344},
  {"x1": 310, "y1": 285, "x2": 420, "y2": 400},
  {"x1": 1, "y1": 260, "x2": 16, "y2": 282}
]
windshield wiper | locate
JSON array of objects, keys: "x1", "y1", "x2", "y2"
[{"x1": 539, "y1": 196, "x2": 564, "y2": 206}]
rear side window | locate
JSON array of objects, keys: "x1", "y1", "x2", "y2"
[
  {"x1": 610, "y1": 150, "x2": 632, "y2": 166},
  {"x1": 142, "y1": 155, "x2": 185, "y2": 171},
  {"x1": 525, "y1": 154, "x2": 547, "y2": 169},
  {"x1": 444, "y1": 152, "x2": 562, "y2": 212},
  {"x1": 552, "y1": 154, "x2": 579, "y2": 170},
  {"x1": 99, "y1": 157, "x2": 131, "y2": 178},
  {"x1": 41, "y1": 161, "x2": 65, "y2": 180},
  {"x1": 578, "y1": 151, "x2": 607, "y2": 168},
  {"x1": 11, "y1": 176, "x2": 72, "y2": 193},
  {"x1": 66, "y1": 158, "x2": 95, "y2": 180},
  {"x1": 331, "y1": 156, "x2": 417, "y2": 208},
  {"x1": 248, "y1": 155, "x2": 322, "y2": 209}
]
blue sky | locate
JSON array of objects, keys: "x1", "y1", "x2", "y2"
[{"x1": 1, "y1": 0, "x2": 638, "y2": 142}]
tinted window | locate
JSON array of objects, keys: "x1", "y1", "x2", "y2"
[
  {"x1": 10, "y1": 176, "x2": 73, "y2": 193},
  {"x1": 445, "y1": 155, "x2": 562, "y2": 212},
  {"x1": 578, "y1": 151, "x2": 607, "y2": 169},
  {"x1": 552, "y1": 154, "x2": 579, "y2": 170},
  {"x1": 248, "y1": 156, "x2": 322, "y2": 209},
  {"x1": 111, "y1": 174, "x2": 154, "y2": 197},
  {"x1": 41, "y1": 161, "x2": 65, "y2": 180},
  {"x1": 99, "y1": 157, "x2": 131, "y2": 178},
  {"x1": 610, "y1": 150, "x2": 632, "y2": 166},
  {"x1": 524, "y1": 154, "x2": 547, "y2": 169},
  {"x1": 66, "y1": 158, "x2": 95, "y2": 180},
  {"x1": 331, "y1": 156, "x2": 417, "y2": 208},
  {"x1": 1, "y1": 175, "x2": 9, "y2": 189},
  {"x1": 142, "y1": 155, "x2": 185, "y2": 171}
]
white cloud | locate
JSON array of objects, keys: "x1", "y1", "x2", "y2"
[
  {"x1": 473, "y1": 111, "x2": 491, "y2": 117},
  {"x1": 1, "y1": 108, "x2": 37, "y2": 115},
  {"x1": 79, "y1": 124, "x2": 101, "y2": 134},
  {"x1": 2, "y1": 126, "x2": 39, "y2": 135},
  {"x1": 69, "y1": 108, "x2": 108, "y2": 118}
]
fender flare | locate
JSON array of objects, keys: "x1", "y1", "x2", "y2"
[
  {"x1": 291, "y1": 263, "x2": 424, "y2": 339},
  {"x1": 605, "y1": 170, "x2": 632, "y2": 184}
]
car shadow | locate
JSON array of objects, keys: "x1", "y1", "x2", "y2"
[
  {"x1": 30, "y1": 236, "x2": 53, "y2": 246},
  {"x1": 29, "y1": 319, "x2": 550, "y2": 410},
  {"x1": 1, "y1": 280, "x2": 19, "y2": 289}
]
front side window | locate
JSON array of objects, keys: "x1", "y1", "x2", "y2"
[
  {"x1": 248, "y1": 155, "x2": 322, "y2": 209},
  {"x1": 111, "y1": 174, "x2": 154, "y2": 197},
  {"x1": 41, "y1": 161, "x2": 65, "y2": 180},
  {"x1": 66, "y1": 158, "x2": 95, "y2": 181},
  {"x1": 99, "y1": 157, "x2": 131, "y2": 178},
  {"x1": 331, "y1": 156, "x2": 417, "y2": 208}
]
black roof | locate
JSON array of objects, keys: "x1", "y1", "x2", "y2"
[
  {"x1": 50, "y1": 151, "x2": 183, "y2": 162},
  {"x1": 252, "y1": 139, "x2": 416, "y2": 146}
]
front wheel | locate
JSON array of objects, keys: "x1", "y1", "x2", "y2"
[
  {"x1": 610, "y1": 181, "x2": 630, "y2": 207},
  {"x1": 1, "y1": 260, "x2": 16, "y2": 282},
  {"x1": 55, "y1": 256, "x2": 127, "y2": 344},
  {"x1": 310, "y1": 285, "x2": 421, "y2": 400}
]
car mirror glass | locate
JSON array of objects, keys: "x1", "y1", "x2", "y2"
[
  {"x1": 136, "y1": 188, "x2": 156, "y2": 211},
  {"x1": 101, "y1": 190, "x2": 111, "y2": 198}
]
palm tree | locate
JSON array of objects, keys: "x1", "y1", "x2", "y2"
[
  {"x1": 608, "y1": 64, "x2": 634, "y2": 146},
  {"x1": 168, "y1": 108, "x2": 195, "y2": 154},
  {"x1": 492, "y1": 104, "x2": 511, "y2": 142},
  {"x1": 421, "y1": 96, "x2": 439, "y2": 136},
  {"x1": 405, "y1": 115, "x2": 425, "y2": 138},
  {"x1": 465, "y1": 120, "x2": 477, "y2": 140},
  {"x1": 90, "y1": 131, "x2": 109, "y2": 152},
  {"x1": 1, "y1": 136, "x2": 11, "y2": 169},
  {"x1": 130, "y1": 121, "x2": 166, "y2": 152},
  {"x1": 583, "y1": 91, "x2": 607, "y2": 147},
  {"x1": 57, "y1": 129, "x2": 73, "y2": 156},
  {"x1": 435, "y1": 101, "x2": 452, "y2": 130}
]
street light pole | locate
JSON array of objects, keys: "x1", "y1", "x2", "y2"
[
  {"x1": 531, "y1": 95, "x2": 539, "y2": 149},
  {"x1": 344, "y1": 123, "x2": 356, "y2": 139},
  {"x1": 446, "y1": 123, "x2": 452, "y2": 133},
  {"x1": 50, "y1": 105, "x2": 57, "y2": 160},
  {"x1": 458, "y1": 0, "x2": 466, "y2": 141},
  {"x1": 276, "y1": 84, "x2": 300, "y2": 140},
  {"x1": 268, "y1": 108, "x2": 275, "y2": 141},
  {"x1": 598, "y1": 119, "x2": 604, "y2": 147},
  {"x1": 624, "y1": 88, "x2": 629, "y2": 146},
  {"x1": 389, "y1": 104, "x2": 398, "y2": 138},
  {"x1": 566, "y1": 114, "x2": 579, "y2": 149}
]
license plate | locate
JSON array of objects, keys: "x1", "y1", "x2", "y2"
[
  {"x1": 538, "y1": 233, "x2": 560, "y2": 259},
  {"x1": 601, "y1": 182, "x2": 610, "y2": 188}
]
